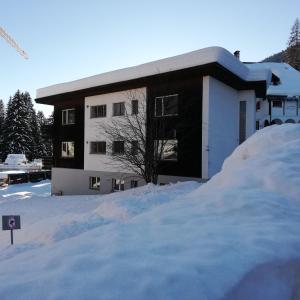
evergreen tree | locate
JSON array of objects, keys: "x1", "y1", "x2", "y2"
[
  {"x1": 2, "y1": 90, "x2": 34, "y2": 160},
  {"x1": 37, "y1": 110, "x2": 53, "y2": 157},
  {"x1": 285, "y1": 18, "x2": 300, "y2": 70},
  {"x1": 0, "y1": 100, "x2": 5, "y2": 160},
  {"x1": 23, "y1": 92, "x2": 46, "y2": 159}
]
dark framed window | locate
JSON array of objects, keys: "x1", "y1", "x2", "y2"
[
  {"x1": 256, "y1": 120, "x2": 260, "y2": 130},
  {"x1": 273, "y1": 100, "x2": 282, "y2": 108},
  {"x1": 256, "y1": 101, "x2": 261, "y2": 111},
  {"x1": 155, "y1": 94, "x2": 178, "y2": 117},
  {"x1": 113, "y1": 102, "x2": 125, "y2": 116},
  {"x1": 62, "y1": 109, "x2": 75, "y2": 125},
  {"x1": 89, "y1": 176, "x2": 100, "y2": 190},
  {"x1": 157, "y1": 139, "x2": 178, "y2": 161},
  {"x1": 61, "y1": 141, "x2": 75, "y2": 158},
  {"x1": 91, "y1": 105, "x2": 106, "y2": 118},
  {"x1": 112, "y1": 178, "x2": 125, "y2": 191},
  {"x1": 130, "y1": 180, "x2": 138, "y2": 188},
  {"x1": 113, "y1": 141, "x2": 124, "y2": 154},
  {"x1": 131, "y1": 141, "x2": 138, "y2": 155},
  {"x1": 131, "y1": 100, "x2": 139, "y2": 115},
  {"x1": 90, "y1": 142, "x2": 106, "y2": 154}
]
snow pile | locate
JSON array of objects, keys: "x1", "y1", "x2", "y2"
[
  {"x1": 0, "y1": 125, "x2": 300, "y2": 299},
  {"x1": 36, "y1": 47, "x2": 270, "y2": 99},
  {"x1": 247, "y1": 62, "x2": 300, "y2": 96}
]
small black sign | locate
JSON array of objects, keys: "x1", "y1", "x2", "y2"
[{"x1": 2, "y1": 215, "x2": 21, "y2": 230}]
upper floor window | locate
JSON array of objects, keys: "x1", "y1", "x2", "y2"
[
  {"x1": 62, "y1": 109, "x2": 75, "y2": 125},
  {"x1": 131, "y1": 100, "x2": 139, "y2": 115},
  {"x1": 90, "y1": 141, "x2": 106, "y2": 154},
  {"x1": 61, "y1": 141, "x2": 74, "y2": 158},
  {"x1": 131, "y1": 141, "x2": 138, "y2": 155},
  {"x1": 91, "y1": 105, "x2": 106, "y2": 118},
  {"x1": 113, "y1": 102, "x2": 125, "y2": 116},
  {"x1": 272, "y1": 100, "x2": 282, "y2": 108},
  {"x1": 155, "y1": 94, "x2": 178, "y2": 117},
  {"x1": 89, "y1": 176, "x2": 100, "y2": 190},
  {"x1": 113, "y1": 141, "x2": 124, "y2": 154}
]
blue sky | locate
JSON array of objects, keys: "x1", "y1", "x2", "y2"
[{"x1": 0, "y1": 0, "x2": 299, "y2": 116}]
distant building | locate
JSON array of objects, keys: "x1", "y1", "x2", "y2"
[
  {"x1": 36, "y1": 47, "x2": 270, "y2": 195},
  {"x1": 247, "y1": 62, "x2": 300, "y2": 128}
]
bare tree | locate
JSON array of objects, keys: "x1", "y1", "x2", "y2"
[{"x1": 97, "y1": 90, "x2": 176, "y2": 184}]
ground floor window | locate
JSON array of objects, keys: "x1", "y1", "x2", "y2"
[
  {"x1": 89, "y1": 176, "x2": 100, "y2": 190},
  {"x1": 157, "y1": 139, "x2": 178, "y2": 161},
  {"x1": 61, "y1": 141, "x2": 74, "y2": 158},
  {"x1": 112, "y1": 178, "x2": 125, "y2": 191},
  {"x1": 130, "y1": 180, "x2": 138, "y2": 188}
]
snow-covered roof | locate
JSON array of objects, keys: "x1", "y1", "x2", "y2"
[
  {"x1": 36, "y1": 47, "x2": 271, "y2": 99},
  {"x1": 247, "y1": 62, "x2": 300, "y2": 97}
]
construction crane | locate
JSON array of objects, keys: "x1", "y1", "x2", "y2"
[{"x1": 0, "y1": 26, "x2": 28, "y2": 59}]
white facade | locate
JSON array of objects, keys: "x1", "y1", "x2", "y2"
[
  {"x1": 202, "y1": 76, "x2": 256, "y2": 178},
  {"x1": 84, "y1": 88, "x2": 146, "y2": 173},
  {"x1": 248, "y1": 63, "x2": 300, "y2": 126}
]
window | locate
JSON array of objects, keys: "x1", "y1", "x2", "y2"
[
  {"x1": 157, "y1": 139, "x2": 178, "y2": 161},
  {"x1": 256, "y1": 121, "x2": 260, "y2": 130},
  {"x1": 62, "y1": 109, "x2": 75, "y2": 125},
  {"x1": 113, "y1": 141, "x2": 124, "y2": 154},
  {"x1": 131, "y1": 100, "x2": 139, "y2": 115},
  {"x1": 90, "y1": 142, "x2": 106, "y2": 154},
  {"x1": 131, "y1": 141, "x2": 138, "y2": 155},
  {"x1": 256, "y1": 101, "x2": 261, "y2": 111},
  {"x1": 61, "y1": 141, "x2": 74, "y2": 158},
  {"x1": 89, "y1": 176, "x2": 100, "y2": 190},
  {"x1": 130, "y1": 180, "x2": 138, "y2": 188},
  {"x1": 90, "y1": 105, "x2": 106, "y2": 118},
  {"x1": 112, "y1": 178, "x2": 125, "y2": 191},
  {"x1": 273, "y1": 100, "x2": 282, "y2": 108},
  {"x1": 155, "y1": 95, "x2": 178, "y2": 117},
  {"x1": 239, "y1": 101, "x2": 247, "y2": 144},
  {"x1": 113, "y1": 102, "x2": 125, "y2": 116}
]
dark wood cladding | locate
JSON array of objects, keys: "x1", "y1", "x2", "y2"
[
  {"x1": 53, "y1": 98, "x2": 84, "y2": 169},
  {"x1": 147, "y1": 75, "x2": 203, "y2": 178}
]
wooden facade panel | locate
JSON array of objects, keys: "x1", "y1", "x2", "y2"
[
  {"x1": 53, "y1": 98, "x2": 84, "y2": 169},
  {"x1": 148, "y1": 75, "x2": 203, "y2": 178}
]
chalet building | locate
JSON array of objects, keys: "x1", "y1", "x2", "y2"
[
  {"x1": 36, "y1": 47, "x2": 271, "y2": 195},
  {"x1": 246, "y1": 62, "x2": 300, "y2": 128}
]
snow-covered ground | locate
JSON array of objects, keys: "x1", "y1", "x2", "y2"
[{"x1": 0, "y1": 124, "x2": 300, "y2": 300}]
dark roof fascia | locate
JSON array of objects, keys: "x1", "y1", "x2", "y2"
[{"x1": 35, "y1": 62, "x2": 267, "y2": 105}]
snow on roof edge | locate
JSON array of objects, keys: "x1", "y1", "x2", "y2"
[{"x1": 36, "y1": 47, "x2": 269, "y2": 99}]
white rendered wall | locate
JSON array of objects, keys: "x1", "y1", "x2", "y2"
[
  {"x1": 202, "y1": 76, "x2": 239, "y2": 178},
  {"x1": 202, "y1": 77, "x2": 256, "y2": 179},
  {"x1": 84, "y1": 87, "x2": 146, "y2": 173}
]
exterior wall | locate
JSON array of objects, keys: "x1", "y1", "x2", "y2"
[
  {"x1": 84, "y1": 88, "x2": 146, "y2": 173},
  {"x1": 257, "y1": 97, "x2": 300, "y2": 127},
  {"x1": 202, "y1": 76, "x2": 239, "y2": 178},
  {"x1": 53, "y1": 99, "x2": 85, "y2": 169},
  {"x1": 51, "y1": 167, "x2": 204, "y2": 195},
  {"x1": 148, "y1": 75, "x2": 203, "y2": 178},
  {"x1": 51, "y1": 167, "x2": 145, "y2": 195}
]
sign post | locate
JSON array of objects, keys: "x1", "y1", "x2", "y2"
[{"x1": 2, "y1": 215, "x2": 21, "y2": 245}]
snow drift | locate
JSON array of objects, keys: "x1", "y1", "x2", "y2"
[{"x1": 0, "y1": 124, "x2": 300, "y2": 300}]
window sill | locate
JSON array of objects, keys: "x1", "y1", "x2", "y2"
[{"x1": 89, "y1": 153, "x2": 106, "y2": 155}]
